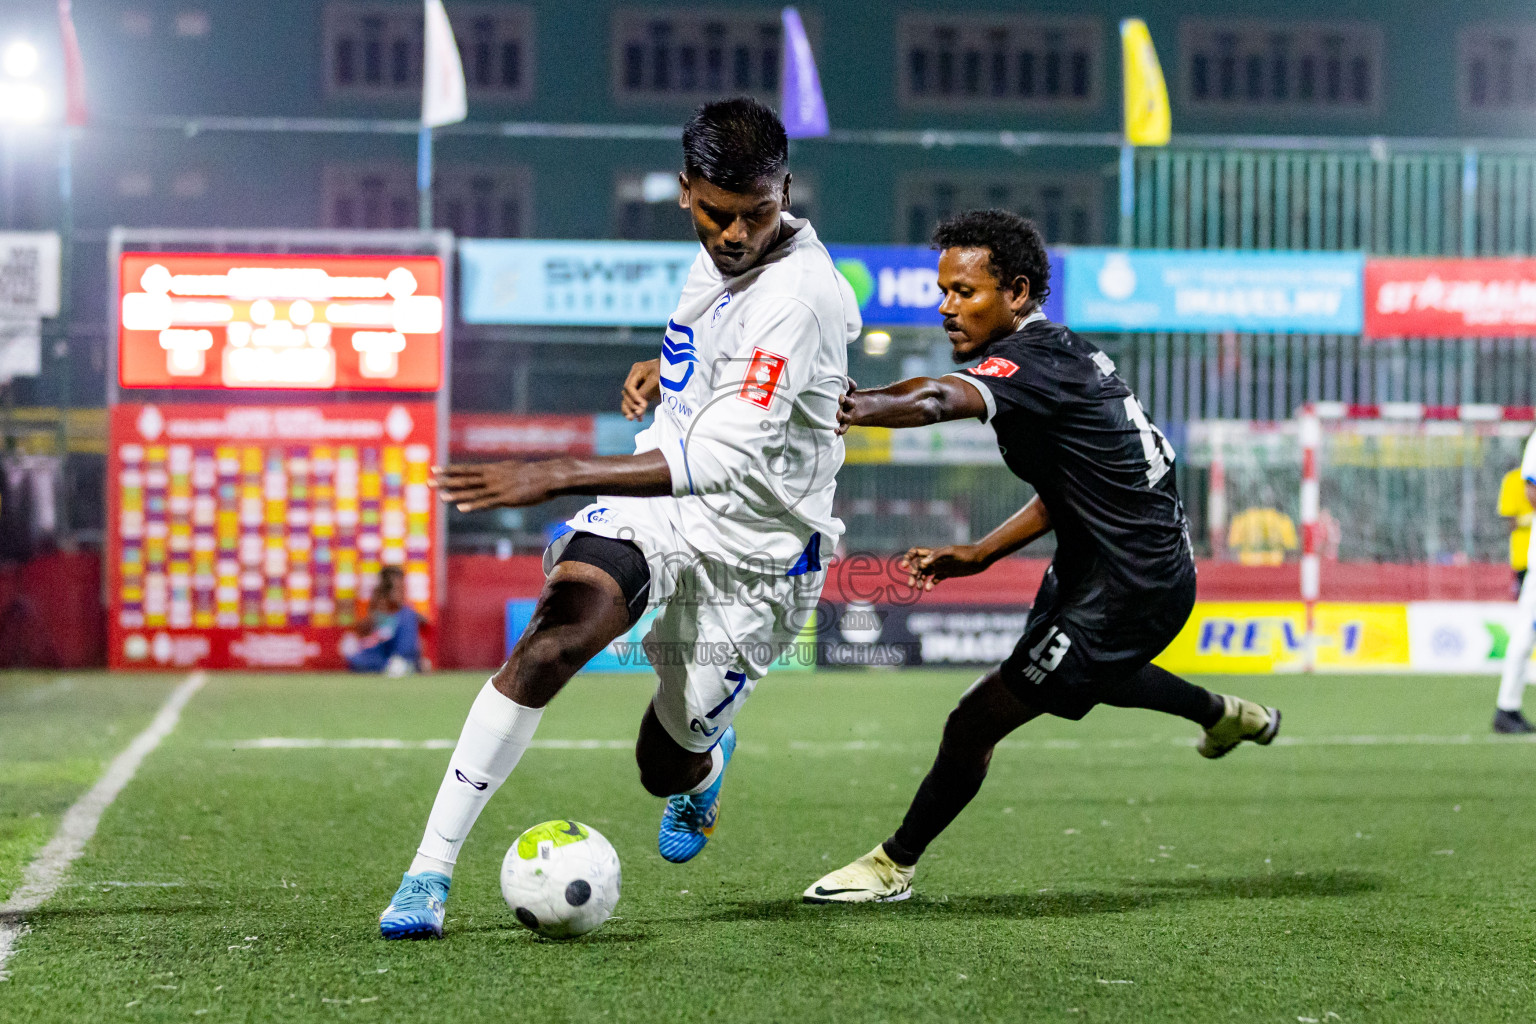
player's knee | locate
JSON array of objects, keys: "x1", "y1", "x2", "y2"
[
  {"x1": 517, "y1": 630, "x2": 594, "y2": 676},
  {"x1": 941, "y1": 700, "x2": 985, "y2": 746},
  {"x1": 634, "y1": 745, "x2": 687, "y2": 797},
  {"x1": 939, "y1": 703, "x2": 997, "y2": 769},
  {"x1": 495, "y1": 629, "x2": 597, "y2": 704}
]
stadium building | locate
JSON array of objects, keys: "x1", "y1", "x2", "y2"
[{"x1": 4, "y1": 1, "x2": 1536, "y2": 669}]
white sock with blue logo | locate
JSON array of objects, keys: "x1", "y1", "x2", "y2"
[
  {"x1": 683, "y1": 744, "x2": 726, "y2": 796},
  {"x1": 409, "y1": 680, "x2": 543, "y2": 878}
]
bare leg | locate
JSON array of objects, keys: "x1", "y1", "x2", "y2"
[
  {"x1": 634, "y1": 703, "x2": 715, "y2": 797},
  {"x1": 407, "y1": 561, "x2": 634, "y2": 878},
  {"x1": 494, "y1": 560, "x2": 635, "y2": 707}
]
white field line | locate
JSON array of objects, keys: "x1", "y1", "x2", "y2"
[
  {"x1": 224, "y1": 737, "x2": 632, "y2": 751},
  {"x1": 0, "y1": 671, "x2": 207, "y2": 980},
  {"x1": 220, "y1": 732, "x2": 1536, "y2": 753}
]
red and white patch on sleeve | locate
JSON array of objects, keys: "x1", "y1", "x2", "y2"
[
  {"x1": 737, "y1": 347, "x2": 788, "y2": 409},
  {"x1": 970, "y1": 356, "x2": 1020, "y2": 378}
]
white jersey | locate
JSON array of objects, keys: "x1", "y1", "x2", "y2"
[{"x1": 628, "y1": 214, "x2": 861, "y2": 572}]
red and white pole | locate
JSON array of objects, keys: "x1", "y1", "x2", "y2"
[{"x1": 1298, "y1": 404, "x2": 1323, "y2": 672}]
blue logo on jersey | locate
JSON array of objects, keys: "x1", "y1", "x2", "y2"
[
  {"x1": 659, "y1": 319, "x2": 696, "y2": 393},
  {"x1": 711, "y1": 293, "x2": 731, "y2": 324}
]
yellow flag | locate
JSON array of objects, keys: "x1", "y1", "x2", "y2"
[{"x1": 1121, "y1": 18, "x2": 1170, "y2": 147}]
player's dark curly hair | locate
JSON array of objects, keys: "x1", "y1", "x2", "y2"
[
  {"x1": 682, "y1": 97, "x2": 789, "y2": 192},
  {"x1": 932, "y1": 209, "x2": 1051, "y2": 310}
]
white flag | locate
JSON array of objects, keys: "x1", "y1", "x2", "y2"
[{"x1": 422, "y1": 0, "x2": 466, "y2": 128}]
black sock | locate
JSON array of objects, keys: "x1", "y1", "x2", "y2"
[
  {"x1": 883, "y1": 748, "x2": 990, "y2": 866},
  {"x1": 1099, "y1": 663, "x2": 1226, "y2": 728}
]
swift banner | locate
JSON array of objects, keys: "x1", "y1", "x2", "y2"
[
  {"x1": 1365, "y1": 258, "x2": 1536, "y2": 337},
  {"x1": 1063, "y1": 249, "x2": 1364, "y2": 333},
  {"x1": 459, "y1": 239, "x2": 696, "y2": 327},
  {"x1": 458, "y1": 239, "x2": 1065, "y2": 328}
]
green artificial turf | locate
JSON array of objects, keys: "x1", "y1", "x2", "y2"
[
  {"x1": 0, "y1": 673, "x2": 179, "y2": 903},
  {"x1": 2, "y1": 669, "x2": 1535, "y2": 1022}
]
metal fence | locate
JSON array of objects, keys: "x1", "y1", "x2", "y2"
[{"x1": 1102, "y1": 146, "x2": 1536, "y2": 432}]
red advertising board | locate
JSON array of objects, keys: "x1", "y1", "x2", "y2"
[
  {"x1": 448, "y1": 413, "x2": 595, "y2": 456},
  {"x1": 1365, "y1": 257, "x2": 1536, "y2": 337},
  {"x1": 106, "y1": 402, "x2": 439, "y2": 670},
  {"x1": 118, "y1": 252, "x2": 444, "y2": 390}
]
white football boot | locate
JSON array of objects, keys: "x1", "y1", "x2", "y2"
[{"x1": 803, "y1": 845, "x2": 915, "y2": 904}]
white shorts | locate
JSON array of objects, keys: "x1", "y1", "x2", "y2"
[{"x1": 544, "y1": 498, "x2": 826, "y2": 753}]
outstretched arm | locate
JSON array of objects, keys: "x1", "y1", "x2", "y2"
[
  {"x1": 434, "y1": 450, "x2": 672, "y2": 512},
  {"x1": 901, "y1": 495, "x2": 1052, "y2": 591},
  {"x1": 836, "y1": 376, "x2": 988, "y2": 435}
]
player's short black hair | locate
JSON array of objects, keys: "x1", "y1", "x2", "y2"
[
  {"x1": 682, "y1": 97, "x2": 789, "y2": 193},
  {"x1": 379, "y1": 565, "x2": 404, "y2": 584},
  {"x1": 932, "y1": 209, "x2": 1051, "y2": 309}
]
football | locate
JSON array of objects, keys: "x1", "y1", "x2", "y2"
[{"x1": 500, "y1": 820, "x2": 622, "y2": 940}]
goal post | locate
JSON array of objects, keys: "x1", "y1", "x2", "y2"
[{"x1": 1297, "y1": 402, "x2": 1536, "y2": 670}]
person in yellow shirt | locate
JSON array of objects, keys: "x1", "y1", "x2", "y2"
[
  {"x1": 1496, "y1": 454, "x2": 1536, "y2": 734},
  {"x1": 1498, "y1": 468, "x2": 1532, "y2": 598},
  {"x1": 1227, "y1": 506, "x2": 1299, "y2": 566}
]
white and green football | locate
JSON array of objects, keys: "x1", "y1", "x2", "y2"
[{"x1": 500, "y1": 820, "x2": 621, "y2": 940}]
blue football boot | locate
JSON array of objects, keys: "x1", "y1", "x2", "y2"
[
  {"x1": 378, "y1": 871, "x2": 450, "y2": 939},
  {"x1": 657, "y1": 726, "x2": 736, "y2": 863}
]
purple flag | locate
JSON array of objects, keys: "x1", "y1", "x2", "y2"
[{"x1": 780, "y1": 8, "x2": 828, "y2": 139}]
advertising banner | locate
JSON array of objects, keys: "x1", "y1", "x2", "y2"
[
  {"x1": 449, "y1": 413, "x2": 595, "y2": 457},
  {"x1": 499, "y1": 596, "x2": 1536, "y2": 675},
  {"x1": 1405, "y1": 602, "x2": 1532, "y2": 673},
  {"x1": 1063, "y1": 249, "x2": 1364, "y2": 334},
  {"x1": 0, "y1": 232, "x2": 60, "y2": 383},
  {"x1": 117, "y1": 252, "x2": 445, "y2": 390},
  {"x1": 1154, "y1": 601, "x2": 1409, "y2": 674},
  {"x1": 1365, "y1": 258, "x2": 1536, "y2": 337},
  {"x1": 813, "y1": 602, "x2": 1029, "y2": 667},
  {"x1": 0, "y1": 231, "x2": 61, "y2": 317},
  {"x1": 814, "y1": 600, "x2": 1410, "y2": 672},
  {"x1": 507, "y1": 599, "x2": 817, "y2": 673},
  {"x1": 458, "y1": 239, "x2": 1065, "y2": 329},
  {"x1": 459, "y1": 240, "x2": 696, "y2": 327},
  {"x1": 829, "y1": 246, "x2": 1065, "y2": 328},
  {"x1": 843, "y1": 422, "x2": 1004, "y2": 466},
  {"x1": 107, "y1": 402, "x2": 439, "y2": 670}
]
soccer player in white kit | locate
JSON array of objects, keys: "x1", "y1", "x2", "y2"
[
  {"x1": 1495, "y1": 428, "x2": 1536, "y2": 734},
  {"x1": 379, "y1": 98, "x2": 861, "y2": 938}
]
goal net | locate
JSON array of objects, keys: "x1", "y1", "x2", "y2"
[{"x1": 1185, "y1": 404, "x2": 1534, "y2": 592}]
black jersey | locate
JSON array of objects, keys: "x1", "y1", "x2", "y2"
[{"x1": 949, "y1": 315, "x2": 1192, "y2": 596}]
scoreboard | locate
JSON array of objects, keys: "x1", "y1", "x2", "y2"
[
  {"x1": 117, "y1": 253, "x2": 444, "y2": 391},
  {"x1": 106, "y1": 242, "x2": 449, "y2": 671},
  {"x1": 107, "y1": 402, "x2": 438, "y2": 670}
]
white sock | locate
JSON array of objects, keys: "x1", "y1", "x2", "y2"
[
  {"x1": 1500, "y1": 579, "x2": 1536, "y2": 713},
  {"x1": 408, "y1": 681, "x2": 543, "y2": 878},
  {"x1": 683, "y1": 744, "x2": 726, "y2": 795},
  {"x1": 1498, "y1": 635, "x2": 1533, "y2": 712}
]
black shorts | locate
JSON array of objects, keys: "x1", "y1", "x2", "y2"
[
  {"x1": 999, "y1": 562, "x2": 1197, "y2": 720},
  {"x1": 555, "y1": 532, "x2": 652, "y2": 627}
]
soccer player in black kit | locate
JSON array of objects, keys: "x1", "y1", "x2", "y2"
[{"x1": 804, "y1": 209, "x2": 1281, "y2": 903}]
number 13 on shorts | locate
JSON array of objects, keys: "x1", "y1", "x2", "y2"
[{"x1": 1022, "y1": 627, "x2": 1072, "y2": 684}]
